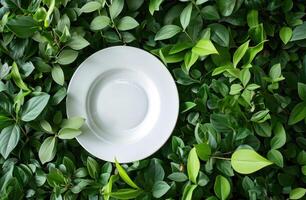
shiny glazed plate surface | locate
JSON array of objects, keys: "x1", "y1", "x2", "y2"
[{"x1": 66, "y1": 46, "x2": 179, "y2": 163}]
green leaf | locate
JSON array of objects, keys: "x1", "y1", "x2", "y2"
[
  {"x1": 110, "y1": 189, "x2": 143, "y2": 199},
  {"x1": 61, "y1": 117, "x2": 85, "y2": 129},
  {"x1": 152, "y1": 181, "x2": 170, "y2": 198},
  {"x1": 195, "y1": 143, "x2": 211, "y2": 161},
  {"x1": 288, "y1": 102, "x2": 306, "y2": 125},
  {"x1": 214, "y1": 175, "x2": 231, "y2": 200},
  {"x1": 279, "y1": 27, "x2": 292, "y2": 44},
  {"x1": 117, "y1": 16, "x2": 139, "y2": 31},
  {"x1": 233, "y1": 40, "x2": 249, "y2": 68},
  {"x1": 167, "y1": 172, "x2": 188, "y2": 182},
  {"x1": 154, "y1": 25, "x2": 182, "y2": 41},
  {"x1": 181, "y1": 102, "x2": 196, "y2": 113},
  {"x1": 290, "y1": 188, "x2": 306, "y2": 199},
  {"x1": 51, "y1": 65, "x2": 64, "y2": 86},
  {"x1": 57, "y1": 49, "x2": 78, "y2": 65},
  {"x1": 67, "y1": 35, "x2": 89, "y2": 50},
  {"x1": 11, "y1": 62, "x2": 29, "y2": 91},
  {"x1": 187, "y1": 147, "x2": 200, "y2": 184},
  {"x1": 6, "y1": 16, "x2": 40, "y2": 38},
  {"x1": 247, "y1": 10, "x2": 258, "y2": 27},
  {"x1": 231, "y1": 149, "x2": 273, "y2": 174},
  {"x1": 250, "y1": 109, "x2": 270, "y2": 123},
  {"x1": 21, "y1": 94, "x2": 50, "y2": 122},
  {"x1": 149, "y1": 0, "x2": 163, "y2": 15},
  {"x1": 229, "y1": 84, "x2": 243, "y2": 95},
  {"x1": 182, "y1": 184, "x2": 197, "y2": 200},
  {"x1": 270, "y1": 122, "x2": 286, "y2": 149},
  {"x1": 298, "y1": 82, "x2": 306, "y2": 100},
  {"x1": 192, "y1": 39, "x2": 218, "y2": 56},
  {"x1": 201, "y1": 5, "x2": 220, "y2": 20},
  {"x1": 0, "y1": 125, "x2": 20, "y2": 159},
  {"x1": 269, "y1": 63, "x2": 282, "y2": 81},
  {"x1": 180, "y1": 3, "x2": 193, "y2": 30},
  {"x1": 291, "y1": 22, "x2": 306, "y2": 41},
  {"x1": 183, "y1": 51, "x2": 199, "y2": 73},
  {"x1": 38, "y1": 136, "x2": 57, "y2": 164},
  {"x1": 109, "y1": 0, "x2": 124, "y2": 19},
  {"x1": 115, "y1": 160, "x2": 140, "y2": 189},
  {"x1": 58, "y1": 128, "x2": 82, "y2": 139},
  {"x1": 210, "y1": 23, "x2": 230, "y2": 47},
  {"x1": 240, "y1": 68, "x2": 251, "y2": 87},
  {"x1": 40, "y1": 120, "x2": 53, "y2": 133},
  {"x1": 216, "y1": 0, "x2": 236, "y2": 17},
  {"x1": 87, "y1": 157, "x2": 99, "y2": 179},
  {"x1": 80, "y1": 1, "x2": 102, "y2": 13},
  {"x1": 90, "y1": 16, "x2": 110, "y2": 30},
  {"x1": 267, "y1": 149, "x2": 283, "y2": 168}
]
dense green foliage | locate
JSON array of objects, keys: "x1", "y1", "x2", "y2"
[{"x1": 1, "y1": 0, "x2": 306, "y2": 199}]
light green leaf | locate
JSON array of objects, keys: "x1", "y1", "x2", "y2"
[
  {"x1": 181, "y1": 102, "x2": 196, "y2": 113},
  {"x1": 167, "y1": 172, "x2": 188, "y2": 182},
  {"x1": 21, "y1": 94, "x2": 50, "y2": 122},
  {"x1": 58, "y1": 128, "x2": 82, "y2": 139},
  {"x1": 298, "y1": 82, "x2": 306, "y2": 100},
  {"x1": 291, "y1": 22, "x2": 306, "y2": 41},
  {"x1": 87, "y1": 157, "x2": 99, "y2": 179},
  {"x1": 288, "y1": 102, "x2": 306, "y2": 125},
  {"x1": 269, "y1": 63, "x2": 282, "y2": 80},
  {"x1": 290, "y1": 188, "x2": 306, "y2": 199},
  {"x1": 183, "y1": 51, "x2": 198, "y2": 73},
  {"x1": 109, "y1": 0, "x2": 124, "y2": 19},
  {"x1": 11, "y1": 62, "x2": 29, "y2": 91},
  {"x1": 110, "y1": 189, "x2": 143, "y2": 199},
  {"x1": 182, "y1": 184, "x2": 197, "y2": 200},
  {"x1": 0, "y1": 125, "x2": 20, "y2": 159},
  {"x1": 187, "y1": 147, "x2": 200, "y2": 184},
  {"x1": 80, "y1": 1, "x2": 102, "y2": 13},
  {"x1": 214, "y1": 175, "x2": 231, "y2": 200},
  {"x1": 152, "y1": 181, "x2": 170, "y2": 198},
  {"x1": 279, "y1": 26, "x2": 292, "y2": 44},
  {"x1": 61, "y1": 117, "x2": 85, "y2": 129},
  {"x1": 192, "y1": 39, "x2": 218, "y2": 56},
  {"x1": 233, "y1": 40, "x2": 249, "y2": 68},
  {"x1": 117, "y1": 16, "x2": 139, "y2": 31},
  {"x1": 38, "y1": 136, "x2": 57, "y2": 164},
  {"x1": 231, "y1": 149, "x2": 273, "y2": 174},
  {"x1": 149, "y1": 0, "x2": 163, "y2": 15},
  {"x1": 271, "y1": 122, "x2": 286, "y2": 149},
  {"x1": 239, "y1": 68, "x2": 251, "y2": 87},
  {"x1": 250, "y1": 109, "x2": 270, "y2": 123},
  {"x1": 90, "y1": 16, "x2": 110, "y2": 30},
  {"x1": 180, "y1": 3, "x2": 193, "y2": 30},
  {"x1": 115, "y1": 160, "x2": 140, "y2": 189},
  {"x1": 229, "y1": 84, "x2": 243, "y2": 95},
  {"x1": 154, "y1": 25, "x2": 182, "y2": 41},
  {"x1": 51, "y1": 65, "x2": 64, "y2": 86},
  {"x1": 57, "y1": 49, "x2": 78, "y2": 65},
  {"x1": 67, "y1": 35, "x2": 89, "y2": 50},
  {"x1": 40, "y1": 120, "x2": 53, "y2": 133},
  {"x1": 267, "y1": 149, "x2": 283, "y2": 168}
]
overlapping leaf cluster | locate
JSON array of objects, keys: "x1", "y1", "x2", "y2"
[{"x1": 1, "y1": 0, "x2": 306, "y2": 199}]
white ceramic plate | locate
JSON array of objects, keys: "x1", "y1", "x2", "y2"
[{"x1": 66, "y1": 46, "x2": 179, "y2": 163}]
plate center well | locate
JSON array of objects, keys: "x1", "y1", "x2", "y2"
[{"x1": 87, "y1": 69, "x2": 149, "y2": 136}]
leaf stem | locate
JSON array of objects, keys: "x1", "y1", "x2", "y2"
[
  {"x1": 211, "y1": 156, "x2": 231, "y2": 161},
  {"x1": 184, "y1": 30, "x2": 193, "y2": 43}
]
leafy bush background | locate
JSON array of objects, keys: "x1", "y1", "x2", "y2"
[{"x1": 1, "y1": 0, "x2": 306, "y2": 199}]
